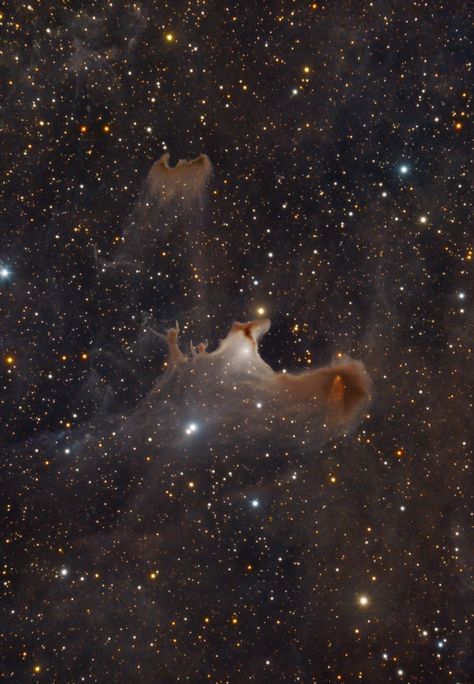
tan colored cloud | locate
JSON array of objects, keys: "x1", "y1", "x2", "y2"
[{"x1": 145, "y1": 152, "x2": 212, "y2": 206}]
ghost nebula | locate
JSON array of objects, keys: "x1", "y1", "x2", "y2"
[
  {"x1": 145, "y1": 152, "x2": 212, "y2": 206},
  {"x1": 109, "y1": 151, "x2": 369, "y2": 451},
  {"x1": 144, "y1": 317, "x2": 371, "y2": 451}
]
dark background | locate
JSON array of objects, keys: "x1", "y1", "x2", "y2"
[{"x1": 1, "y1": 1, "x2": 472, "y2": 682}]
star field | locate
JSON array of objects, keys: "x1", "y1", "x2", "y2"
[{"x1": 1, "y1": 1, "x2": 472, "y2": 682}]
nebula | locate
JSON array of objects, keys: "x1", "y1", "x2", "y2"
[
  {"x1": 145, "y1": 152, "x2": 213, "y2": 206},
  {"x1": 132, "y1": 317, "x2": 371, "y2": 453},
  {"x1": 97, "y1": 152, "x2": 213, "y2": 270}
]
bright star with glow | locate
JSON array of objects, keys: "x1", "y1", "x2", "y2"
[
  {"x1": 1, "y1": 267, "x2": 10, "y2": 278},
  {"x1": 399, "y1": 164, "x2": 409, "y2": 174},
  {"x1": 251, "y1": 499, "x2": 260, "y2": 508}
]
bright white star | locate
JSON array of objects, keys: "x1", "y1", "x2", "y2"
[{"x1": 185, "y1": 422, "x2": 198, "y2": 435}]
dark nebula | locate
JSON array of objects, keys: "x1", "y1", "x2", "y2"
[{"x1": 1, "y1": 2, "x2": 472, "y2": 683}]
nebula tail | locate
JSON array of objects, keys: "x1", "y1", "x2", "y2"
[{"x1": 275, "y1": 361, "x2": 371, "y2": 426}]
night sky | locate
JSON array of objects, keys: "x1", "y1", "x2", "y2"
[{"x1": 1, "y1": 1, "x2": 473, "y2": 682}]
